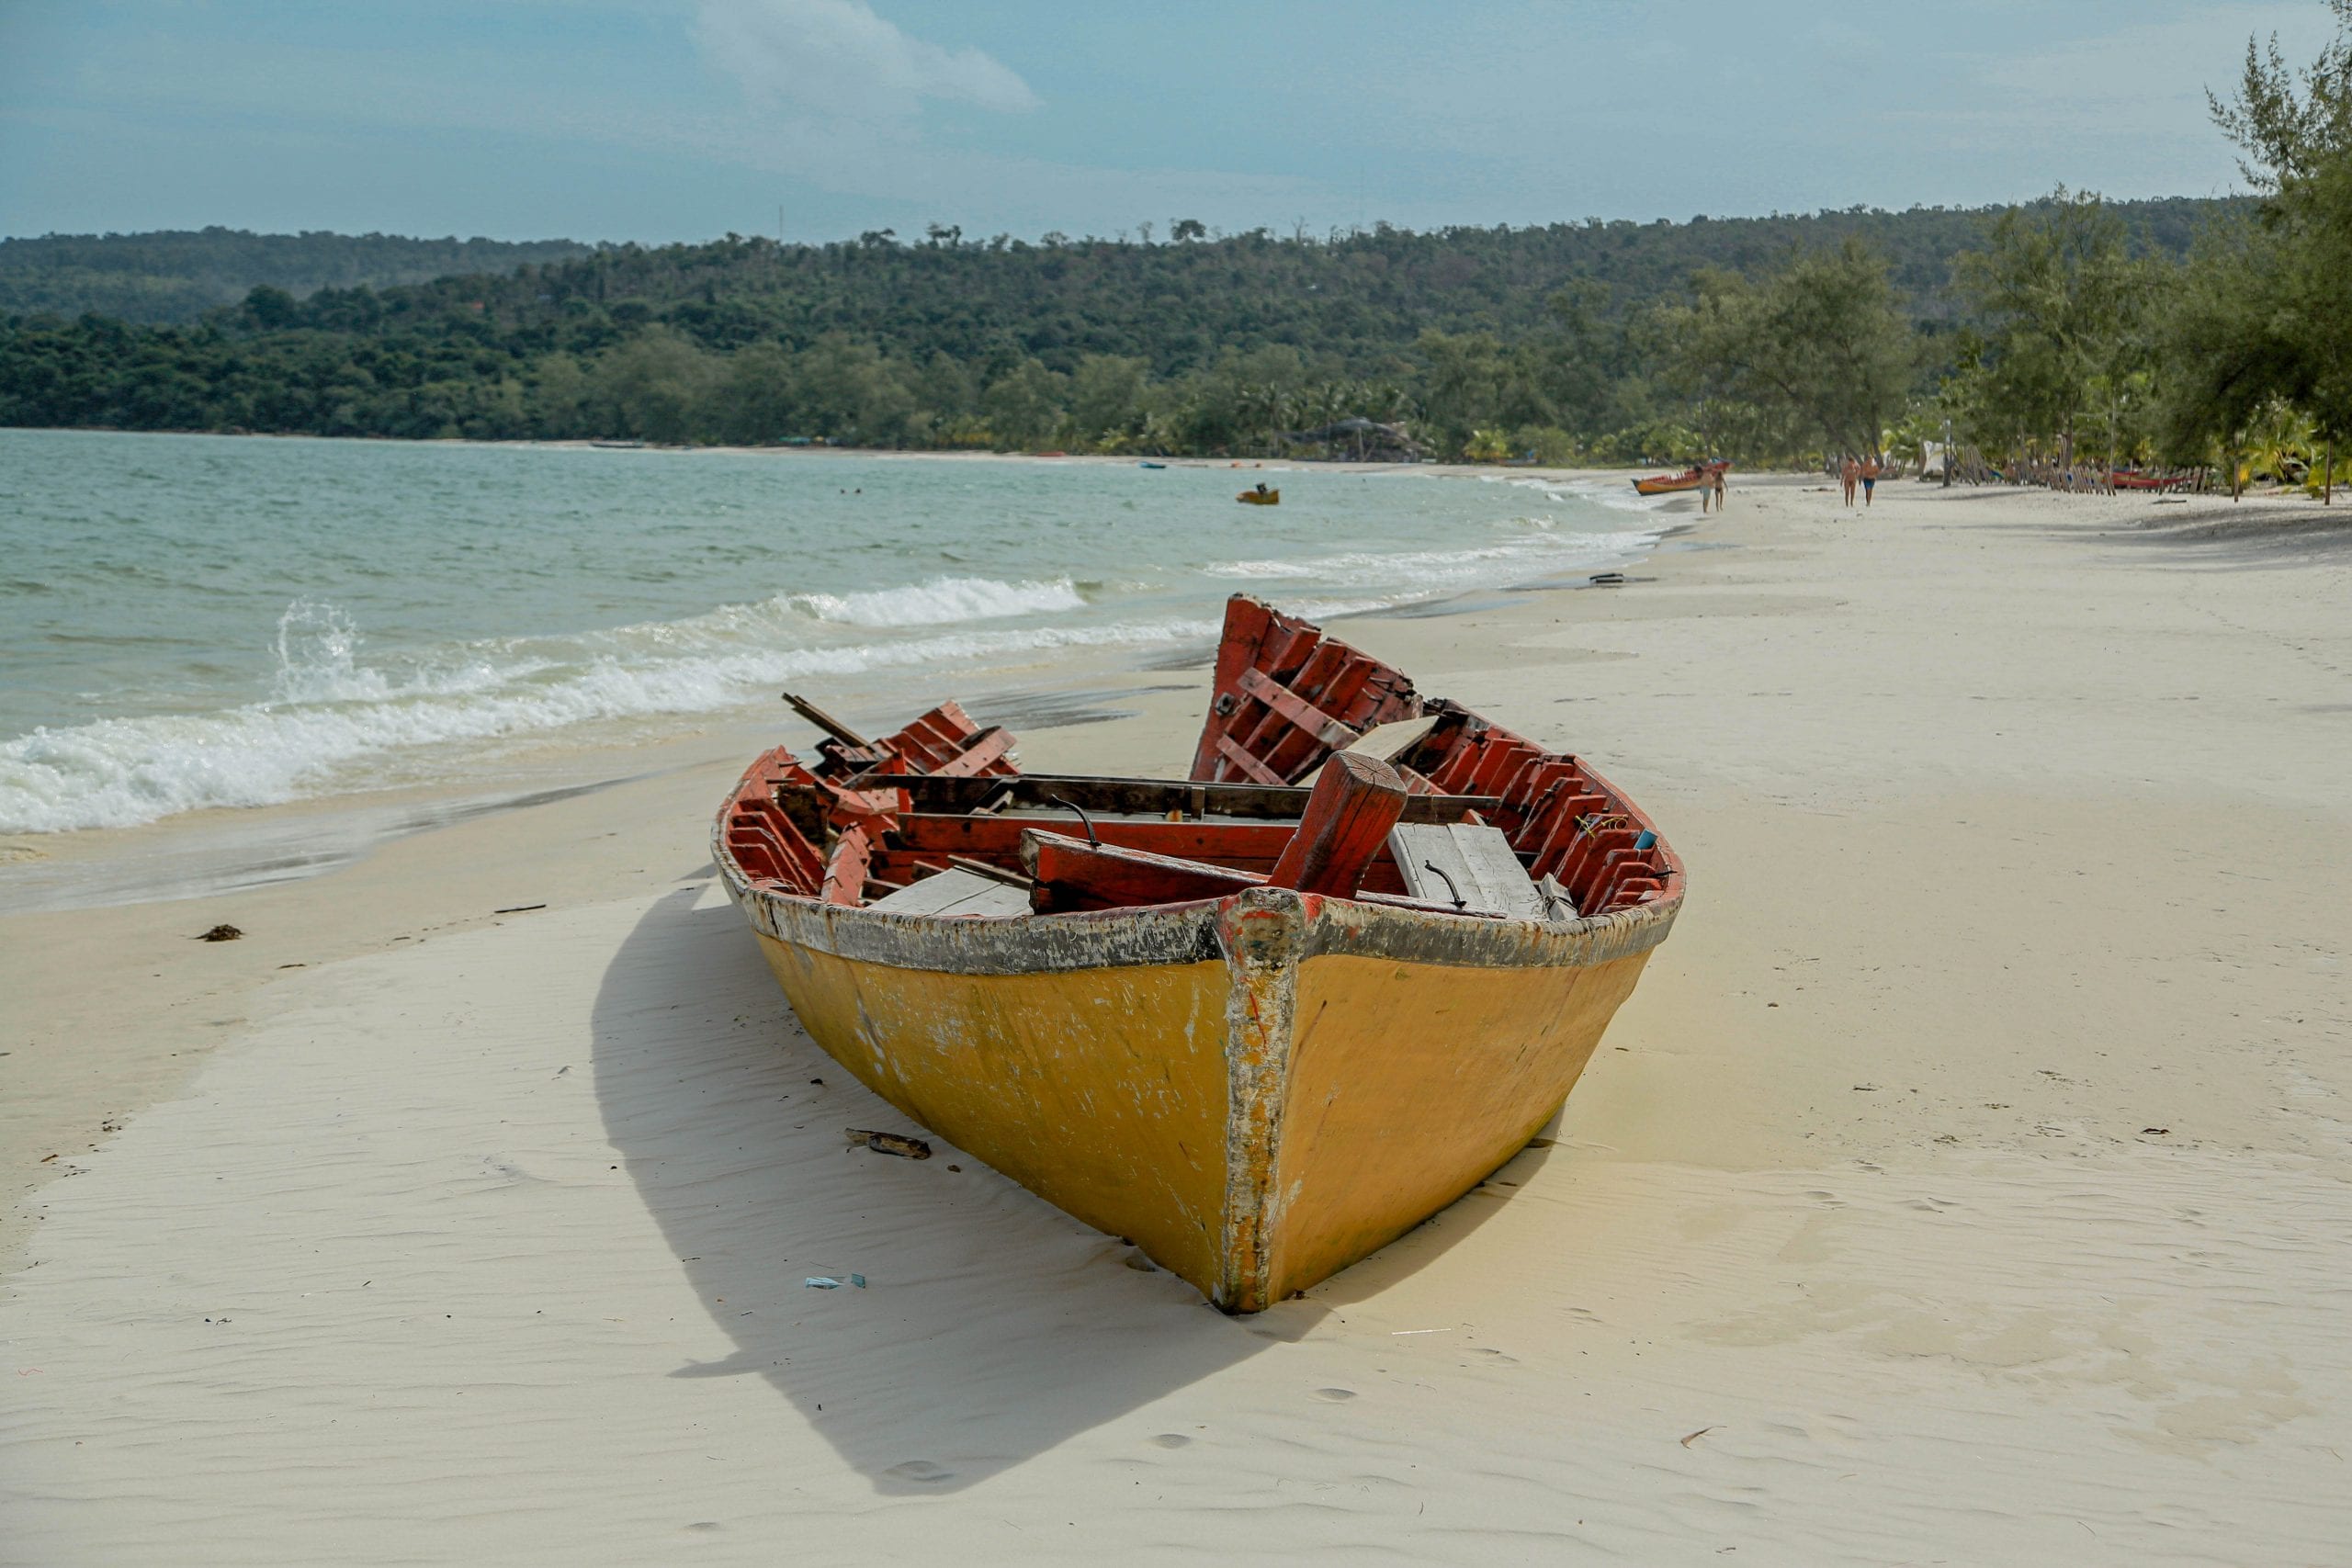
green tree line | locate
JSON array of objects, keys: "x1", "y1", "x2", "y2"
[{"x1": 0, "y1": 198, "x2": 2222, "y2": 464}]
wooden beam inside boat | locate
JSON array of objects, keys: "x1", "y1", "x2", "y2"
[
  {"x1": 1268, "y1": 752, "x2": 1408, "y2": 897},
  {"x1": 1023, "y1": 829, "x2": 1258, "y2": 913},
  {"x1": 1017, "y1": 827, "x2": 1501, "y2": 919},
  {"x1": 781, "y1": 691, "x2": 873, "y2": 750},
  {"x1": 853, "y1": 771, "x2": 1500, "y2": 823}
]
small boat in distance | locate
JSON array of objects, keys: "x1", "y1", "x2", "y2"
[
  {"x1": 1631, "y1": 460, "x2": 1728, "y2": 497},
  {"x1": 1139, "y1": 460, "x2": 1168, "y2": 469},
  {"x1": 1237, "y1": 485, "x2": 1281, "y2": 505},
  {"x1": 714, "y1": 596, "x2": 1682, "y2": 1311}
]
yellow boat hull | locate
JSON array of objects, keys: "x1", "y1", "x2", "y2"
[{"x1": 736, "y1": 882, "x2": 1669, "y2": 1310}]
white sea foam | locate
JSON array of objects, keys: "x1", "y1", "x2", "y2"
[
  {"x1": 790, "y1": 575, "x2": 1085, "y2": 627},
  {"x1": 0, "y1": 607, "x2": 1213, "y2": 833},
  {"x1": 1203, "y1": 527, "x2": 1657, "y2": 587},
  {"x1": 1476, "y1": 471, "x2": 1671, "y2": 515}
]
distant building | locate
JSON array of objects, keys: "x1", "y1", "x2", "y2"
[{"x1": 1280, "y1": 417, "x2": 1424, "y2": 462}]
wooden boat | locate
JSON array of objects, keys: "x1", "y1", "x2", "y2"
[
  {"x1": 1631, "y1": 461, "x2": 1726, "y2": 497},
  {"x1": 1237, "y1": 487, "x2": 1281, "y2": 505},
  {"x1": 714, "y1": 595, "x2": 1682, "y2": 1311},
  {"x1": 2110, "y1": 469, "x2": 2193, "y2": 491}
]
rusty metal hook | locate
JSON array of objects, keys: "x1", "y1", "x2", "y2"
[
  {"x1": 1422, "y1": 860, "x2": 1468, "y2": 909},
  {"x1": 1045, "y1": 795, "x2": 1099, "y2": 850}
]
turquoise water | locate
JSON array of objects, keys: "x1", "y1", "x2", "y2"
[{"x1": 0, "y1": 430, "x2": 1665, "y2": 833}]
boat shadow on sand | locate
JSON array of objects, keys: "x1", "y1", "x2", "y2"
[{"x1": 592, "y1": 884, "x2": 1536, "y2": 1494}]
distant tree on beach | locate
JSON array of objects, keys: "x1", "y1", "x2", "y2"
[
  {"x1": 979, "y1": 358, "x2": 1069, "y2": 449},
  {"x1": 1949, "y1": 191, "x2": 2154, "y2": 466},
  {"x1": 585, "y1": 329, "x2": 718, "y2": 444},
  {"x1": 2156, "y1": 0, "x2": 2352, "y2": 489},
  {"x1": 1653, "y1": 237, "x2": 1918, "y2": 459},
  {"x1": 1068, "y1": 355, "x2": 1150, "y2": 447}
]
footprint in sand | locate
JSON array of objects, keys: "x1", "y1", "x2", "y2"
[
  {"x1": 1147, "y1": 1433, "x2": 1193, "y2": 1449},
  {"x1": 1467, "y1": 1348, "x2": 1520, "y2": 1364},
  {"x1": 884, "y1": 1460, "x2": 954, "y2": 1483},
  {"x1": 1311, "y1": 1387, "x2": 1357, "y2": 1403}
]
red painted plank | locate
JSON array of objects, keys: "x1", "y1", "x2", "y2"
[
  {"x1": 1237, "y1": 666, "x2": 1358, "y2": 749},
  {"x1": 1214, "y1": 733, "x2": 1288, "y2": 785},
  {"x1": 890, "y1": 813, "x2": 1301, "y2": 862},
  {"x1": 1023, "y1": 831, "x2": 1260, "y2": 913},
  {"x1": 1191, "y1": 596, "x2": 1278, "y2": 781},
  {"x1": 931, "y1": 726, "x2": 1013, "y2": 778}
]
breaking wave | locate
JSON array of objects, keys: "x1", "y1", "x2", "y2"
[
  {"x1": 789, "y1": 574, "x2": 1086, "y2": 627},
  {"x1": 0, "y1": 603, "x2": 1215, "y2": 833}
]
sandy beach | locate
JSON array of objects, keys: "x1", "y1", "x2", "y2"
[{"x1": 6, "y1": 473, "x2": 2349, "y2": 1563}]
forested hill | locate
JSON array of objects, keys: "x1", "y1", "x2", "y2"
[
  {"x1": 149, "y1": 199, "x2": 2230, "y2": 373},
  {"x1": 0, "y1": 197, "x2": 2249, "y2": 458},
  {"x1": 0, "y1": 229, "x2": 593, "y2": 323}
]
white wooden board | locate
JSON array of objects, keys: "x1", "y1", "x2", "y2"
[
  {"x1": 867, "y1": 867, "x2": 1032, "y2": 918},
  {"x1": 1295, "y1": 715, "x2": 1442, "y2": 788},
  {"x1": 1534, "y1": 874, "x2": 1579, "y2": 922},
  {"x1": 1386, "y1": 822, "x2": 1548, "y2": 920}
]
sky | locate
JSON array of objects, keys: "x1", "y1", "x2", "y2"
[{"x1": 0, "y1": 0, "x2": 2335, "y2": 245}]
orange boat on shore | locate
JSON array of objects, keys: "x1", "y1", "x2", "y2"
[
  {"x1": 714, "y1": 595, "x2": 1682, "y2": 1311},
  {"x1": 1632, "y1": 461, "x2": 1728, "y2": 497}
]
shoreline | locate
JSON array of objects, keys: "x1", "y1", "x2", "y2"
[
  {"x1": 23, "y1": 423, "x2": 2352, "y2": 519},
  {"x1": 6, "y1": 474, "x2": 2350, "y2": 1558}
]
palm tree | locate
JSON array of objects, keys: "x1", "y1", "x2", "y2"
[{"x1": 2245, "y1": 399, "x2": 2317, "y2": 487}]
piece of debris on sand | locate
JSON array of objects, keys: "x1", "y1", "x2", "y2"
[{"x1": 845, "y1": 1128, "x2": 933, "y2": 1160}]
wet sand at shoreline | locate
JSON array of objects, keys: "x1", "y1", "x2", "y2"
[{"x1": 5, "y1": 474, "x2": 2349, "y2": 1563}]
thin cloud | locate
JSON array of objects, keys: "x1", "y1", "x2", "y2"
[{"x1": 694, "y1": 0, "x2": 1039, "y2": 119}]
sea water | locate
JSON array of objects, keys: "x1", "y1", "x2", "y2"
[{"x1": 0, "y1": 429, "x2": 1665, "y2": 837}]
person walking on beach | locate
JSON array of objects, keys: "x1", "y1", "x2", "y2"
[
  {"x1": 1840, "y1": 454, "x2": 1859, "y2": 507},
  {"x1": 1709, "y1": 464, "x2": 1727, "y2": 513},
  {"x1": 1860, "y1": 455, "x2": 1881, "y2": 508}
]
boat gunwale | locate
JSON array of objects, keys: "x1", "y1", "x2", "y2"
[{"x1": 725, "y1": 854, "x2": 1681, "y2": 978}]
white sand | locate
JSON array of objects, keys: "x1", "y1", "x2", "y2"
[{"x1": 5, "y1": 476, "x2": 2350, "y2": 1563}]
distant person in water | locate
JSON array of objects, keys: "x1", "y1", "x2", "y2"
[
  {"x1": 1840, "y1": 455, "x2": 1860, "y2": 506},
  {"x1": 1860, "y1": 457, "x2": 1880, "y2": 507}
]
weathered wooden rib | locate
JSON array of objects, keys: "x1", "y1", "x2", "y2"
[{"x1": 715, "y1": 594, "x2": 1683, "y2": 1311}]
